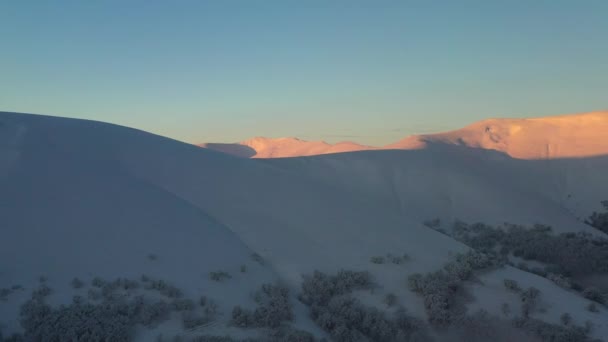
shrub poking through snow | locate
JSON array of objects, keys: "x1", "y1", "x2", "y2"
[
  {"x1": 503, "y1": 279, "x2": 521, "y2": 292},
  {"x1": 209, "y1": 271, "x2": 232, "y2": 282},
  {"x1": 452, "y1": 221, "x2": 608, "y2": 278},
  {"x1": 384, "y1": 293, "x2": 398, "y2": 307},
  {"x1": 299, "y1": 270, "x2": 431, "y2": 342},
  {"x1": 31, "y1": 284, "x2": 52, "y2": 301},
  {"x1": 585, "y1": 200, "x2": 608, "y2": 234},
  {"x1": 386, "y1": 253, "x2": 410, "y2": 264},
  {"x1": 145, "y1": 278, "x2": 183, "y2": 298},
  {"x1": 299, "y1": 270, "x2": 372, "y2": 307},
  {"x1": 582, "y1": 287, "x2": 605, "y2": 305},
  {"x1": 231, "y1": 283, "x2": 293, "y2": 328},
  {"x1": 267, "y1": 326, "x2": 316, "y2": 342},
  {"x1": 19, "y1": 288, "x2": 172, "y2": 341},
  {"x1": 512, "y1": 317, "x2": 593, "y2": 342},
  {"x1": 370, "y1": 256, "x2": 385, "y2": 264},
  {"x1": 520, "y1": 287, "x2": 541, "y2": 318},
  {"x1": 251, "y1": 253, "x2": 265, "y2": 265},
  {"x1": 586, "y1": 302, "x2": 599, "y2": 313},
  {"x1": 92, "y1": 277, "x2": 105, "y2": 288},
  {"x1": 407, "y1": 251, "x2": 496, "y2": 327},
  {"x1": 172, "y1": 298, "x2": 195, "y2": 311}
]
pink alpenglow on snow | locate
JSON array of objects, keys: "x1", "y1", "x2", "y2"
[{"x1": 201, "y1": 111, "x2": 608, "y2": 160}]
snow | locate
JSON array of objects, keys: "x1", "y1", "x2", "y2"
[
  {"x1": 388, "y1": 111, "x2": 608, "y2": 159},
  {"x1": 1, "y1": 111, "x2": 608, "y2": 340},
  {"x1": 201, "y1": 111, "x2": 608, "y2": 160},
  {"x1": 200, "y1": 136, "x2": 373, "y2": 158}
]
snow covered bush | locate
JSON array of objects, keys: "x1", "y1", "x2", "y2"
[
  {"x1": 370, "y1": 256, "x2": 386, "y2": 264},
  {"x1": 250, "y1": 252, "x2": 265, "y2": 265},
  {"x1": 145, "y1": 278, "x2": 183, "y2": 298},
  {"x1": 20, "y1": 299, "x2": 134, "y2": 341},
  {"x1": 31, "y1": 284, "x2": 52, "y2": 301},
  {"x1": 520, "y1": 287, "x2": 541, "y2": 318},
  {"x1": 586, "y1": 302, "x2": 599, "y2": 313},
  {"x1": 408, "y1": 251, "x2": 496, "y2": 327},
  {"x1": 384, "y1": 293, "x2": 398, "y2": 307},
  {"x1": 209, "y1": 271, "x2": 232, "y2": 282},
  {"x1": 560, "y1": 313, "x2": 572, "y2": 326},
  {"x1": 585, "y1": 201, "x2": 608, "y2": 234},
  {"x1": 547, "y1": 273, "x2": 572, "y2": 289},
  {"x1": 172, "y1": 298, "x2": 195, "y2": 311},
  {"x1": 136, "y1": 300, "x2": 172, "y2": 327},
  {"x1": 512, "y1": 317, "x2": 593, "y2": 342},
  {"x1": 386, "y1": 253, "x2": 410, "y2": 264},
  {"x1": 449, "y1": 310, "x2": 539, "y2": 342},
  {"x1": 231, "y1": 283, "x2": 293, "y2": 328},
  {"x1": 582, "y1": 287, "x2": 606, "y2": 305},
  {"x1": 91, "y1": 277, "x2": 105, "y2": 288},
  {"x1": 299, "y1": 270, "x2": 431, "y2": 342},
  {"x1": 231, "y1": 306, "x2": 253, "y2": 328},
  {"x1": 267, "y1": 326, "x2": 315, "y2": 342},
  {"x1": 504, "y1": 279, "x2": 521, "y2": 292},
  {"x1": 299, "y1": 270, "x2": 372, "y2": 307},
  {"x1": 309, "y1": 295, "x2": 431, "y2": 342},
  {"x1": 19, "y1": 285, "x2": 175, "y2": 341},
  {"x1": 453, "y1": 221, "x2": 608, "y2": 278}
]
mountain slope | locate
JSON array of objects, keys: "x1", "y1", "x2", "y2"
[
  {"x1": 264, "y1": 144, "x2": 608, "y2": 234},
  {"x1": 2, "y1": 111, "x2": 608, "y2": 340},
  {"x1": 201, "y1": 111, "x2": 608, "y2": 160},
  {"x1": 200, "y1": 136, "x2": 373, "y2": 158},
  {"x1": 388, "y1": 111, "x2": 608, "y2": 159},
  {"x1": 0, "y1": 112, "x2": 284, "y2": 339}
]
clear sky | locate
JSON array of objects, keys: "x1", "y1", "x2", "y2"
[{"x1": 1, "y1": 1, "x2": 607, "y2": 146}]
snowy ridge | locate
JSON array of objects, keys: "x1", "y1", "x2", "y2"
[{"x1": 201, "y1": 111, "x2": 608, "y2": 160}]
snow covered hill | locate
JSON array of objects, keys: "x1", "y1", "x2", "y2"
[
  {"x1": 1, "y1": 111, "x2": 608, "y2": 341},
  {"x1": 199, "y1": 137, "x2": 372, "y2": 158},
  {"x1": 388, "y1": 111, "x2": 608, "y2": 159},
  {"x1": 200, "y1": 111, "x2": 608, "y2": 160}
]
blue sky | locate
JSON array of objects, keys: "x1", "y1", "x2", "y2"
[{"x1": 1, "y1": 1, "x2": 607, "y2": 145}]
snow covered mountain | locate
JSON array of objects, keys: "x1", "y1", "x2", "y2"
[
  {"x1": 199, "y1": 136, "x2": 372, "y2": 158},
  {"x1": 388, "y1": 111, "x2": 608, "y2": 159},
  {"x1": 201, "y1": 111, "x2": 608, "y2": 160},
  {"x1": 1, "y1": 111, "x2": 608, "y2": 341}
]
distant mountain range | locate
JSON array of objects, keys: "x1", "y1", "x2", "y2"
[{"x1": 200, "y1": 111, "x2": 608, "y2": 159}]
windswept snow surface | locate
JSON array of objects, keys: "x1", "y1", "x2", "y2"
[{"x1": 1, "y1": 111, "x2": 608, "y2": 340}]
